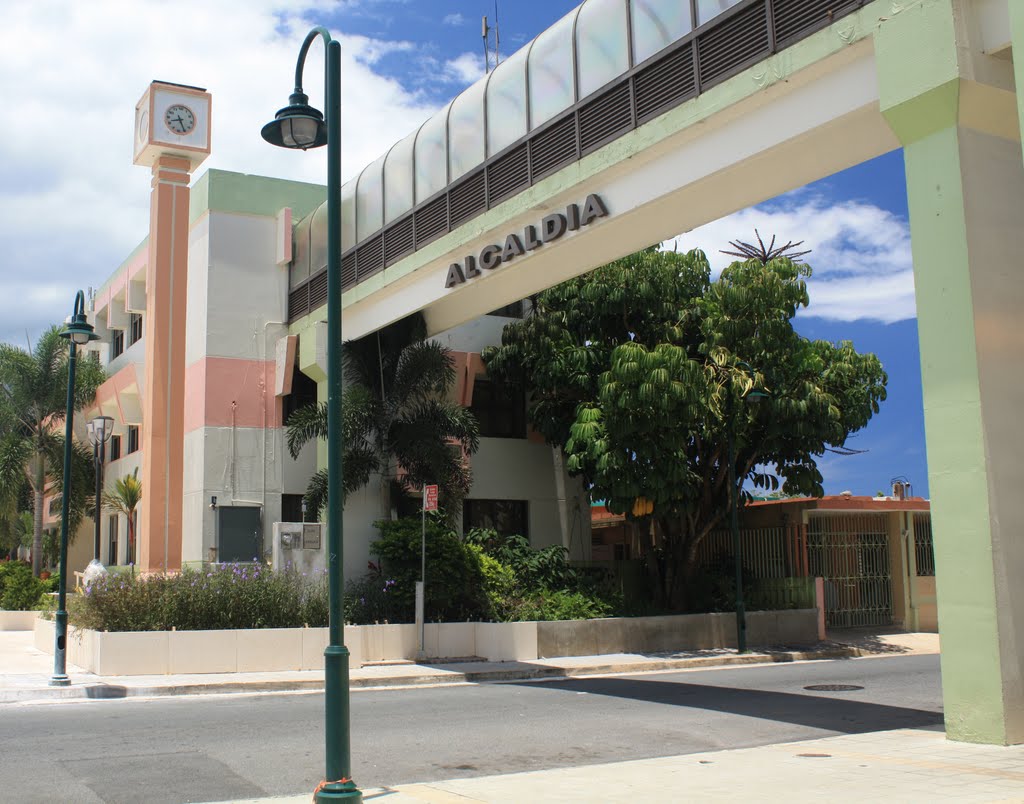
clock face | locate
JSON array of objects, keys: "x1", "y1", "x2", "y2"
[
  {"x1": 136, "y1": 108, "x2": 149, "y2": 144},
  {"x1": 164, "y1": 104, "x2": 196, "y2": 135}
]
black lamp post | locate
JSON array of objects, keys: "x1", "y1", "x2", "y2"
[
  {"x1": 87, "y1": 416, "x2": 115, "y2": 562},
  {"x1": 262, "y1": 27, "x2": 360, "y2": 803},
  {"x1": 51, "y1": 290, "x2": 99, "y2": 686},
  {"x1": 728, "y1": 361, "x2": 768, "y2": 655}
]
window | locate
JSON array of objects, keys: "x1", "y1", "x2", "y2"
[
  {"x1": 283, "y1": 365, "x2": 318, "y2": 423},
  {"x1": 463, "y1": 499, "x2": 529, "y2": 539},
  {"x1": 486, "y1": 46, "x2": 529, "y2": 156},
  {"x1": 576, "y1": 0, "x2": 629, "y2": 98},
  {"x1": 129, "y1": 313, "x2": 143, "y2": 345},
  {"x1": 48, "y1": 495, "x2": 62, "y2": 517},
  {"x1": 111, "y1": 329, "x2": 125, "y2": 360},
  {"x1": 528, "y1": 10, "x2": 576, "y2": 128},
  {"x1": 470, "y1": 378, "x2": 526, "y2": 438},
  {"x1": 126, "y1": 425, "x2": 139, "y2": 454},
  {"x1": 108, "y1": 435, "x2": 121, "y2": 462},
  {"x1": 355, "y1": 156, "x2": 385, "y2": 242},
  {"x1": 281, "y1": 494, "x2": 305, "y2": 523},
  {"x1": 696, "y1": 0, "x2": 743, "y2": 26},
  {"x1": 447, "y1": 81, "x2": 486, "y2": 181},
  {"x1": 631, "y1": 0, "x2": 693, "y2": 65},
  {"x1": 108, "y1": 515, "x2": 119, "y2": 566}
]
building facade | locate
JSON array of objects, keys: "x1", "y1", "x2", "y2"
[{"x1": 78, "y1": 166, "x2": 588, "y2": 581}]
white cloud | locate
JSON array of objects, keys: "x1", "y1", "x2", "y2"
[
  {"x1": 445, "y1": 51, "x2": 486, "y2": 85},
  {"x1": 443, "y1": 12, "x2": 466, "y2": 26},
  {"x1": 662, "y1": 194, "x2": 917, "y2": 324},
  {"x1": 0, "y1": 0, "x2": 443, "y2": 346}
]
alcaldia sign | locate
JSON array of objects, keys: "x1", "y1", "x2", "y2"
[{"x1": 444, "y1": 194, "x2": 609, "y2": 288}]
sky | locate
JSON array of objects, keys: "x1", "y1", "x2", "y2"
[{"x1": 0, "y1": 0, "x2": 928, "y2": 498}]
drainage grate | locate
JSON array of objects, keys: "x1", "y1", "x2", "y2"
[{"x1": 803, "y1": 684, "x2": 864, "y2": 691}]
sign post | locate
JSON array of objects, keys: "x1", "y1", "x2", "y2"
[{"x1": 417, "y1": 485, "x2": 439, "y2": 660}]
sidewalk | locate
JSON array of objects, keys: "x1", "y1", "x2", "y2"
[
  {"x1": 0, "y1": 629, "x2": 938, "y2": 704},
  {"x1": 201, "y1": 727, "x2": 1024, "y2": 803}
]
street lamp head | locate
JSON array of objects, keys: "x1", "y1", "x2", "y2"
[
  {"x1": 88, "y1": 415, "x2": 115, "y2": 446},
  {"x1": 745, "y1": 389, "x2": 769, "y2": 405},
  {"x1": 61, "y1": 291, "x2": 99, "y2": 346},
  {"x1": 261, "y1": 91, "x2": 327, "y2": 150}
]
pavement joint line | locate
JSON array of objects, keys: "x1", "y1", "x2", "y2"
[{"x1": 0, "y1": 645, "x2": 873, "y2": 704}]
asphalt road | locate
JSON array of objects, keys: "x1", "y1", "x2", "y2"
[{"x1": 0, "y1": 654, "x2": 942, "y2": 804}]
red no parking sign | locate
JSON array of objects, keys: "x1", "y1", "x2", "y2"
[{"x1": 423, "y1": 485, "x2": 438, "y2": 511}]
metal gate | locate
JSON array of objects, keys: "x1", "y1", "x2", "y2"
[{"x1": 807, "y1": 513, "x2": 893, "y2": 628}]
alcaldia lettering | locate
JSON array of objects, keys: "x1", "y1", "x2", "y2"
[{"x1": 444, "y1": 194, "x2": 609, "y2": 288}]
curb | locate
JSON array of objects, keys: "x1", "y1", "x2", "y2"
[{"x1": 0, "y1": 646, "x2": 868, "y2": 704}]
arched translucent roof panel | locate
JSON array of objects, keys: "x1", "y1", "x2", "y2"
[
  {"x1": 309, "y1": 200, "x2": 330, "y2": 273},
  {"x1": 415, "y1": 104, "x2": 450, "y2": 203},
  {"x1": 356, "y1": 155, "x2": 385, "y2": 242},
  {"x1": 448, "y1": 81, "x2": 487, "y2": 181},
  {"x1": 383, "y1": 131, "x2": 415, "y2": 224},
  {"x1": 340, "y1": 180, "x2": 356, "y2": 251},
  {"x1": 528, "y1": 9, "x2": 577, "y2": 129},
  {"x1": 696, "y1": 0, "x2": 743, "y2": 26},
  {"x1": 577, "y1": 0, "x2": 629, "y2": 99},
  {"x1": 631, "y1": 0, "x2": 693, "y2": 65},
  {"x1": 486, "y1": 45, "x2": 529, "y2": 156}
]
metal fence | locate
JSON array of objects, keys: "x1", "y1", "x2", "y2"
[
  {"x1": 806, "y1": 513, "x2": 892, "y2": 628},
  {"x1": 913, "y1": 514, "x2": 936, "y2": 576}
]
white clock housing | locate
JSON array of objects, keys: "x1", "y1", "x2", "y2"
[{"x1": 133, "y1": 81, "x2": 211, "y2": 169}]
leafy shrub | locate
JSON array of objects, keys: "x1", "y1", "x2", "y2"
[
  {"x1": 372, "y1": 516, "x2": 490, "y2": 622},
  {"x1": 72, "y1": 564, "x2": 329, "y2": 632},
  {"x1": 464, "y1": 529, "x2": 580, "y2": 591},
  {"x1": 343, "y1": 569, "x2": 403, "y2": 624},
  {"x1": 0, "y1": 560, "x2": 45, "y2": 610},
  {"x1": 514, "y1": 589, "x2": 612, "y2": 621}
]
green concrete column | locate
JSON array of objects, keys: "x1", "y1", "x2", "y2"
[{"x1": 877, "y1": 0, "x2": 1024, "y2": 745}]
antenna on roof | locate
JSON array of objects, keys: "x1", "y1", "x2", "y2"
[{"x1": 483, "y1": 1, "x2": 501, "y2": 74}]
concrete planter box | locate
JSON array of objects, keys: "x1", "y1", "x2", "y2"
[
  {"x1": 0, "y1": 610, "x2": 40, "y2": 631},
  {"x1": 37, "y1": 609, "x2": 819, "y2": 676}
]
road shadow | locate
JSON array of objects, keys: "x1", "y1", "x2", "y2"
[
  {"x1": 84, "y1": 683, "x2": 127, "y2": 699},
  {"x1": 511, "y1": 676, "x2": 943, "y2": 734}
]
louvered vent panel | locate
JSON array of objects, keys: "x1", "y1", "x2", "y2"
[
  {"x1": 449, "y1": 171, "x2": 486, "y2": 229},
  {"x1": 341, "y1": 254, "x2": 356, "y2": 289},
  {"x1": 288, "y1": 284, "x2": 309, "y2": 321},
  {"x1": 634, "y1": 44, "x2": 696, "y2": 123},
  {"x1": 356, "y1": 235, "x2": 384, "y2": 279},
  {"x1": 308, "y1": 271, "x2": 328, "y2": 310},
  {"x1": 487, "y1": 144, "x2": 529, "y2": 206},
  {"x1": 773, "y1": 0, "x2": 860, "y2": 45},
  {"x1": 383, "y1": 216, "x2": 414, "y2": 265},
  {"x1": 697, "y1": 3, "x2": 770, "y2": 88},
  {"x1": 529, "y1": 117, "x2": 577, "y2": 180},
  {"x1": 415, "y1": 196, "x2": 448, "y2": 247},
  {"x1": 579, "y1": 83, "x2": 632, "y2": 154}
]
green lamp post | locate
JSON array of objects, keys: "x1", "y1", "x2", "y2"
[
  {"x1": 728, "y1": 361, "x2": 768, "y2": 655},
  {"x1": 51, "y1": 290, "x2": 100, "y2": 686},
  {"x1": 262, "y1": 27, "x2": 361, "y2": 803}
]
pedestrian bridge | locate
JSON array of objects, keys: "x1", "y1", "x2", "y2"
[{"x1": 287, "y1": 0, "x2": 1024, "y2": 749}]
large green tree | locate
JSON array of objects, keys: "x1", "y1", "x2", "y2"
[
  {"x1": 0, "y1": 326, "x2": 105, "y2": 575},
  {"x1": 286, "y1": 313, "x2": 480, "y2": 520},
  {"x1": 483, "y1": 247, "x2": 887, "y2": 608}
]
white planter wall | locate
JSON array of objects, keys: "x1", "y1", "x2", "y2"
[{"x1": 35, "y1": 609, "x2": 819, "y2": 676}]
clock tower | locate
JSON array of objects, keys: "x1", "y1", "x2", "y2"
[{"x1": 133, "y1": 81, "x2": 211, "y2": 572}]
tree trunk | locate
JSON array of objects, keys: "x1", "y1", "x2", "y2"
[{"x1": 32, "y1": 488, "x2": 44, "y2": 576}]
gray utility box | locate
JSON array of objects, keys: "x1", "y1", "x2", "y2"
[{"x1": 272, "y1": 521, "x2": 326, "y2": 577}]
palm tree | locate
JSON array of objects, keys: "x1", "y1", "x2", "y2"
[
  {"x1": 286, "y1": 313, "x2": 480, "y2": 520},
  {"x1": 0, "y1": 326, "x2": 105, "y2": 575},
  {"x1": 102, "y1": 474, "x2": 142, "y2": 565}
]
